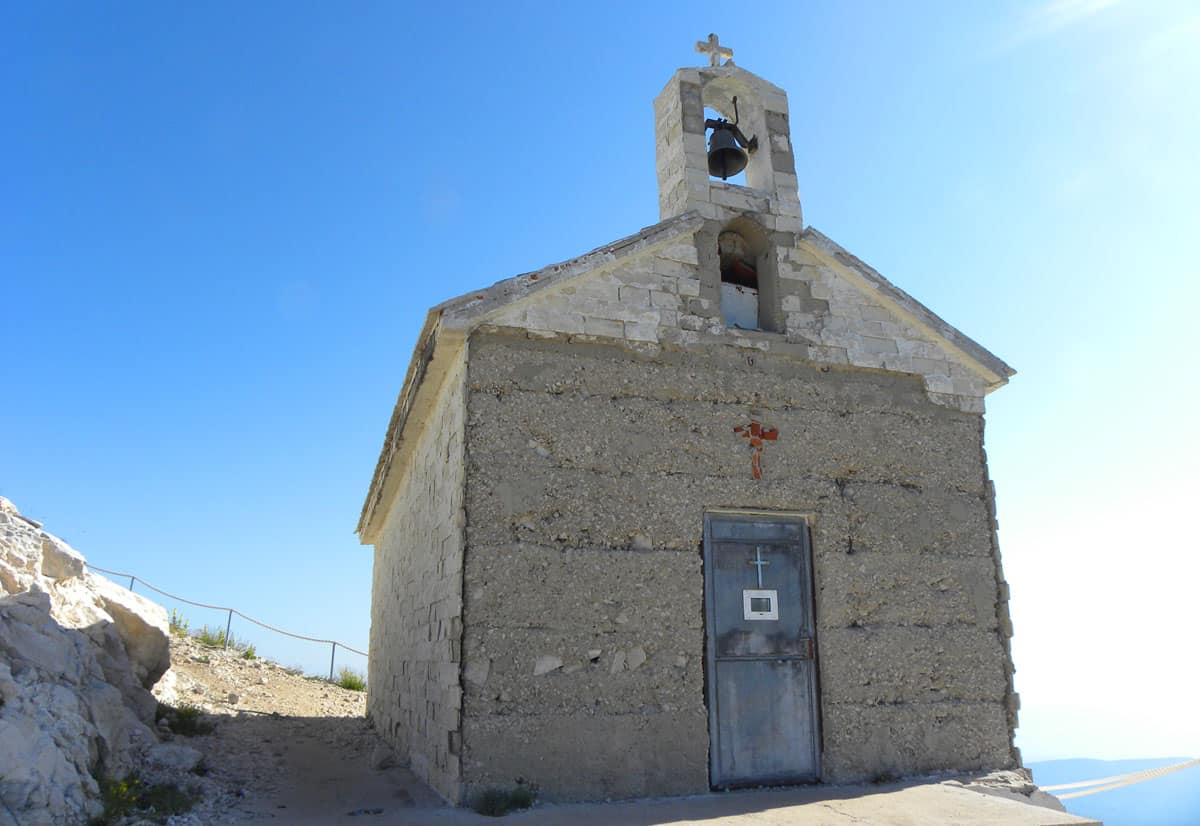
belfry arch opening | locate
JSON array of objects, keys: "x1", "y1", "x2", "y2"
[
  {"x1": 717, "y1": 218, "x2": 780, "y2": 333},
  {"x1": 701, "y1": 82, "x2": 770, "y2": 191}
]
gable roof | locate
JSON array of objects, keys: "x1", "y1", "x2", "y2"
[
  {"x1": 357, "y1": 211, "x2": 1013, "y2": 541},
  {"x1": 437, "y1": 211, "x2": 705, "y2": 328},
  {"x1": 802, "y1": 227, "x2": 1015, "y2": 383}
]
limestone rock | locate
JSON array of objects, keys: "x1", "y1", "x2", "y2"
[
  {"x1": 370, "y1": 743, "x2": 397, "y2": 770},
  {"x1": 0, "y1": 590, "x2": 158, "y2": 825},
  {"x1": 152, "y1": 667, "x2": 180, "y2": 706},
  {"x1": 532, "y1": 655, "x2": 562, "y2": 676},
  {"x1": 627, "y1": 646, "x2": 648, "y2": 671},
  {"x1": 463, "y1": 658, "x2": 491, "y2": 687},
  {"x1": 147, "y1": 743, "x2": 203, "y2": 773},
  {"x1": 40, "y1": 533, "x2": 85, "y2": 581},
  {"x1": 86, "y1": 572, "x2": 170, "y2": 688},
  {"x1": 958, "y1": 768, "x2": 1068, "y2": 813},
  {"x1": 0, "y1": 496, "x2": 177, "y2": 825}
]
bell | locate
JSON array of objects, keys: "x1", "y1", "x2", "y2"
[{"x1": 707, "y1": 126, "x2": 748, "y2": 179}]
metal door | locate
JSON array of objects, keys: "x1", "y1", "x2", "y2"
[{"x1": 704, "y1": 512, "x2": 820, "y2": 787}]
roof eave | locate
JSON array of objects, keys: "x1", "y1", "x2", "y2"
[
  {"x1": 801, "y1": 226, "x2": 1016, "y2": 390},
  {"x1": 356, "y1": 309, "x2": 448, "y2": 543}
]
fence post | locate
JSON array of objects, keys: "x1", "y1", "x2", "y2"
[
  {"x1": 129, "y1": 576, "x2": 136, "y2": 592},
  {"x1": 224, "y1": 609, "x2": 233, "y2": 650},
  {"x1": 329, "y1": 642, "x2": 337, "y2": 682}
]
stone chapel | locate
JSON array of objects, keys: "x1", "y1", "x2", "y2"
[{"x1": 358, "y1": 38, "x2": 1019, "y2": 805}]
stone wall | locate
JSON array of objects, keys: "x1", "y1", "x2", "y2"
[
  {"x1": 367, "y1": 352, "x2": 467, "y2": 803},
  {"x1": 485, "y1": 228, "x2": 992, "y2": 415},
  {"x1": 458, "y1": 330, "x2": 1016, "y2": 799}
]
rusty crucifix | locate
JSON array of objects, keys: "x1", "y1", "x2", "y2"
[{"x1": 734, "y1": 419, "x2": 779, "y2": 479}]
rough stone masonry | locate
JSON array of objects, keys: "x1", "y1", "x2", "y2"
[{"x1": 358, "y1": 54, "x2": 1018, "y2": 805}]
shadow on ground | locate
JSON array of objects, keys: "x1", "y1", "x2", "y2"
[{"x1": 192, "y1": 714, "x2": 1096, "y2": 826}]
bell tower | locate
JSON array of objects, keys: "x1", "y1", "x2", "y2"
[{"x1": 654, "y1": 35, "x2": 803, "y2": 233}]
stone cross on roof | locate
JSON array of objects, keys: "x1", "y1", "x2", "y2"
[{"x1": 695, "y1": 33, "x2": 733, "y2": 66}]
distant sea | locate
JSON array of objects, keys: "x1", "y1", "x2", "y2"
[{"x1": 1028, "y1": 757, "x2": 1200, "y2": 826}]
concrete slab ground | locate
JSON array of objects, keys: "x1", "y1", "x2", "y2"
[
  {"x1": 233, "y1": 769, "x2": 1101, "y2": 825},
  {"x1": 211, "y1": 712, "x2": 1097, "y2": 825},
  {"x1": 479, "y1": 784, "x2": 1103, "y2": 826}
]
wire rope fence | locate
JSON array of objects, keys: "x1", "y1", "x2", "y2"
[
  {"x1": 1040, "y1": 757, "x2": 1200, "y2": 800},
  {"x1": 86, "y1": 563, "x2": 367, "y2": 682}
]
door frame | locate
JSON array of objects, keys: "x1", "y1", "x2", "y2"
[{"x1": 702, "y1": 509, "x2": 822, "y2": 788}]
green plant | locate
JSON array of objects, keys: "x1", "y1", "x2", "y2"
[
  {"x1": 94, "y1": 775, "x2": 140, "y2": 823},
  {"x1": 91, "y1": 775, "x2": 199, "y2": 825},
  {"x1": 163, "y1": 703, "x2": 214, "y2": 737},
  {"x1": 137, "y1": 782, "x2": 197, "y2": 820},
  {"x1": 335, "y1": 667, "x2": 366, "y2": 692},
  {"x1": 194, "y1": 624, "x2": 254, "y2": 654},
  {"x1": 168, "y1": 609, "x2": 189, "y2": 637},
  {"x1": 241, "y1": 644, "x2": 256, "y2": 660},
  {"x1": 195, "y1": 625, "x2": 225, "y2": 648},
  {"x1": 471, "y1": 782, "x2": 536, "y2": 817}
]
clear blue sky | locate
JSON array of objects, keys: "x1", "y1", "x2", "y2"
[{"x1": 3, "y1": 2, "x2": 1197, "y2": 763}]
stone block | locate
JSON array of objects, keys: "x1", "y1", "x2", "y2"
[
  {"x1": 582, "y1": 317, "x2": 624, "y2": 338},
  {"x1": 912, "y1": 357, "x2": 951, "y2": 376},
  {"x1": 618, "y1": 285, "x2": 651, "y2": 307},
  {"x1": 861, "y1": 336, "x2": 900, "y2": 355},
  {"x1": 658, "y1": 243, "x2": 699, "y2": 266},
  {"x1": 623, "y1": 321, "x2": 659, "y2": 342},
  {"x1": 650, "y1": 290, "x2": 680, "y2": 309},
  {"x1": 859, "y1": 305, "x2": 892, "y2": 322},
  {"x1": 809, "y1": 282, "x2": 832, "y2": 299},
  {"x1": 522, "y1": 307, "x2": 585, "y2": 335}
]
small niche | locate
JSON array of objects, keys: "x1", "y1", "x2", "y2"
[{"x1": 720, "y1": 230, "x2": 759, "y2": 330}]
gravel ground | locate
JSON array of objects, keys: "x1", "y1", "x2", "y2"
[{"x1": 143, "y1": 633, "x2": 442, "y2": 824}]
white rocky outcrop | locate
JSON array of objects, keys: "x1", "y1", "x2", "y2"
[{"x1": 0, "y1": 496, "x2": 174, "y2": 825}]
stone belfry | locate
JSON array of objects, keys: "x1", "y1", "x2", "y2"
[{"x1": 656, "y1": 34, "x2": 803, "y2": 231}]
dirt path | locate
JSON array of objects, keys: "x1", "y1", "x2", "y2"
[
  {"x1": 151, "y1": 634, "x2": 448, "y2": 823},
  {"x1": 149, "y1": 635, "x2": 1096, "y2": 825}
]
